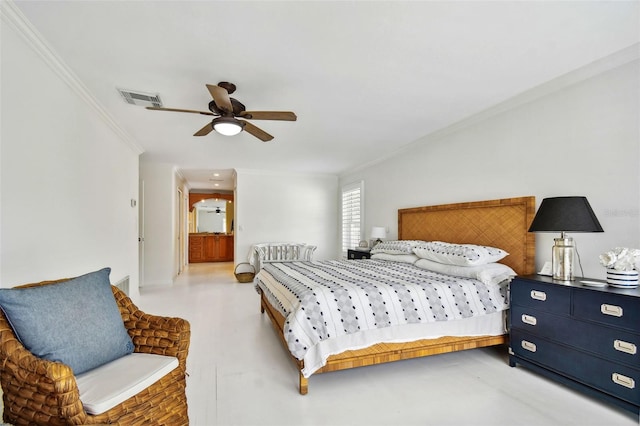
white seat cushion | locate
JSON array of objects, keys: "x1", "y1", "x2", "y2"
[{"x1": 75, "y1": 352, "x2": 179, "y2": 415}]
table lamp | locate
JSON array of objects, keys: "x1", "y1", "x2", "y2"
[
  {"x1": 528, "y1": 196, "x2": 603, "y2": 281},
  {"x1": 370, "y1": 227, "x2": 387, "y2": 247}
]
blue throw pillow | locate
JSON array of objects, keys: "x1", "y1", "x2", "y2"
[{"x1": 0, "y1": 268, "x2": 134, "y2": 374}]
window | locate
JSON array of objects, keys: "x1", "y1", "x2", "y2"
[{"x1": 341, "y1": 181, "x2": 364, "y2": 256}]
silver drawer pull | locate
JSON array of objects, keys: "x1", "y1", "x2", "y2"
[
  {"x1": 614, "y1": 340, "x2": 637, "y2": 355},
  {"x1": 521, "y1": 340, "x2": 537, "y2": 352},
  {"x1": 612, "y1": 373, "x2": 635, "y2": 389},
  {"x1": 601, "y1": 304, "x2": 623, "y2": 317},
  {"x1": 530, "y1": 290, "x2": 547, "y2": 301},
  {"x1": 521, "y1": 314, "x2": 537, "y2": 326}
]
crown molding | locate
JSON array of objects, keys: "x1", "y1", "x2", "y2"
[
  {"x1": 1, "y1": 0, "x2": 144, "y2": 155},
  {"x1": 342, "y1": 43, "x2": 640, "y2": 177}
]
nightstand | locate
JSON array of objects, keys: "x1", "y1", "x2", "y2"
[
  {"x1": 509, "y1": 274, "x2": 640, "y2": 415},
  {"x1": 347, "y1": 249, "x2": 371, "y2": 260}
]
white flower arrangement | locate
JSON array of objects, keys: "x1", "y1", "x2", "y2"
[{"x1": 599, "y1": 247, "x2": 640, "y2": 271}]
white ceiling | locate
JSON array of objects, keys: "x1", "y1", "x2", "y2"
[{"x1": 11, "y1": 1, "x2": 640, "y2": 191}]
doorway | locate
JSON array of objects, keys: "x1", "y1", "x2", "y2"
[
  {"x1": 177, "y1": 188, "x2": 186, "y2": 275},
  {"x1": 138, "y1": 179, "x2": 145, "y2": 287}
]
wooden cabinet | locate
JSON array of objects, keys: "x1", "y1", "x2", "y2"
[
  {"x1": 189, "y1": 234, "x2": 234, "y2": 262},
  {"x1": 189, "y1": 235, "x2": 205, "y2": 262},
  {"x1": 219, "y1": 235, "x2": 233, "y2": 259},
  {"x1": 509, "y1": 274, "x2": 640, "y2": 416}
]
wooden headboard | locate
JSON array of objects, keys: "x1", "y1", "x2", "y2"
[{"x1": 398, "y1": 196, "x2": 536, "y2": 275}]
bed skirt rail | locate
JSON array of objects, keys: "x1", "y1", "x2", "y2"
[{"x1": 258, "y1": 287, "x2": 507, "y2": 395}]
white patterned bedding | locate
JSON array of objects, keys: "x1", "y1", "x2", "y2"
[{"x1": 256, "y1": 259, "x2": 510, "y2": 377}]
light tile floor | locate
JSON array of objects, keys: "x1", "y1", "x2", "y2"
[{"x1": 135, "y1": 263, "x2": 640, "y2": 426}]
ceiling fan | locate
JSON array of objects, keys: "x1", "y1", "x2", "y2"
[
  {"x1": 205, "y1": 208, "x2": 225, "y2": 214},
  {"x1": 146, "y1": 82, "x2": 296, "y2": 142}
]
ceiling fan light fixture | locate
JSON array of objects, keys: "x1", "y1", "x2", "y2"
[{"x1": 212, "y1": 117, "x2": 244, "y2": 136}]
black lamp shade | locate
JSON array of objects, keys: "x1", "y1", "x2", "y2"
[{"x1": 528, "y1": 197, "x2": 604, "y2": 233}]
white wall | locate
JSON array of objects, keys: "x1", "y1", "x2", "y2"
[
  {"x1": 1, "y1": 9, "x2": 141, "y2": 299},
  {"x1": 138, "y1": 160, "x2": 180, "y2": 287},
  {"x1": 235, "y1": 169, "x2": 339, "y2": 263},
  {"x1": 340, "y1": 57, "x2": 639, "y2": 280}
]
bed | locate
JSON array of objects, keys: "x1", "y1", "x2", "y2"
[{"x1": 256, "y1": 196, "x2": 536, "y2": 394}]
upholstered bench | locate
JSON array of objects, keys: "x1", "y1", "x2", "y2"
[{"x1": 249, "y1": 242, "x2": 317, "y2": 272}]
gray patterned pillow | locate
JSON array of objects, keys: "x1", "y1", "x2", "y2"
[
  {"x1": 370, "y1": 240, "x2": 425, "y2": 255},
  {"x1": 413, "y1": 241, "x2": 508, "y2": 266}
]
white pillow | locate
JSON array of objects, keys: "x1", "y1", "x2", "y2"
[
  {"x1": 370, "y1": 240, "x2": 425, "y2": 255},
  {"x1": 371, "y1": 253, "x2": 419, "y2": 264},
  {"x1": 413, "y1": 241, "x2": 508, "y2": 266},
  {"x1": 414, "y1": 258, "x2": 516, "y2": 286}
]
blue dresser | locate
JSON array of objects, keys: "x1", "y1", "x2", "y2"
[{"x1": 509, "y1": 274, "x2": 640, "y2": 415}]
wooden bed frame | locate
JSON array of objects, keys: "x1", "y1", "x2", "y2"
[{"x1": 259, "y1": 196, "x2": 536, "y2": 394}]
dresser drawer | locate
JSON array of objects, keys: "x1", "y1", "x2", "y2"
[
  {"x1": 510, "y1": 279, "x2": 570, "y2": 315},
  {"x1": 511, "y1": 305, "x2": 640, "y2": 368},
  {"x1": 573, "y1": 290, "x2": 640, "y2": 332},
  {"x1": 511, "y1": 305, "x2": 568, "y2": 340},
  {"x1": 511, "y1": 329, "x2": 640, "y2": 405}
]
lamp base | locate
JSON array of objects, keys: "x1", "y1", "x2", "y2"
[{"x1": 552, "y1": 236, "x2": 576, "y2": 281}]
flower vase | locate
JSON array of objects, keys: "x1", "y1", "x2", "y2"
[{"x1": 606, "y1": 269, "x2": 639, "y2": 288}]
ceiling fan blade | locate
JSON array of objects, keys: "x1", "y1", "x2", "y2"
[
  {"x1": 241, "y1": 120, "x2": 274, "y2": 142},
  {"x1": 194, "y1": 122, "x2": 214, "y2": 137},
  {"x1": 146, "y1": 106, "x2": 215, "y2": 116},
  {"x1": 206, "y1": 84, "x2": 233, "y2": 113},
  {"x1": 239, "y1": 111, "x2": 297, "y2": 121}
]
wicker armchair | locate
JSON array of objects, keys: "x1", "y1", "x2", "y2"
[{"x1": 0, "y1": 279, "x2": 190, "y2": 425}]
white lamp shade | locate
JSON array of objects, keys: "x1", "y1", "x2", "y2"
[{"x1": 370, "y1": 227, "x2": 387, "y2": 239}]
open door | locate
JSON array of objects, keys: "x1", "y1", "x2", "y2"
[
  {"x1": 138, "y1": 179, "x2": 145, "y2": 287},
  {"x1": 177, "y1": 188, "x2": 185, "y2": 275}
]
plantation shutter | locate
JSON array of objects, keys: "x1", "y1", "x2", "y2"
[{"x1": 341, "y1": 181, "x2": 363, "y2": 256}]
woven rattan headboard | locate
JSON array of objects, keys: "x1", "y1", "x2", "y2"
[{"x1": 398, "y1": 196, "x2": 536, "y2": 275}]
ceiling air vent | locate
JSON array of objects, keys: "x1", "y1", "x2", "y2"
[{"x1": 117, "y1": 88, "x2": 163, "y2": 107}]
